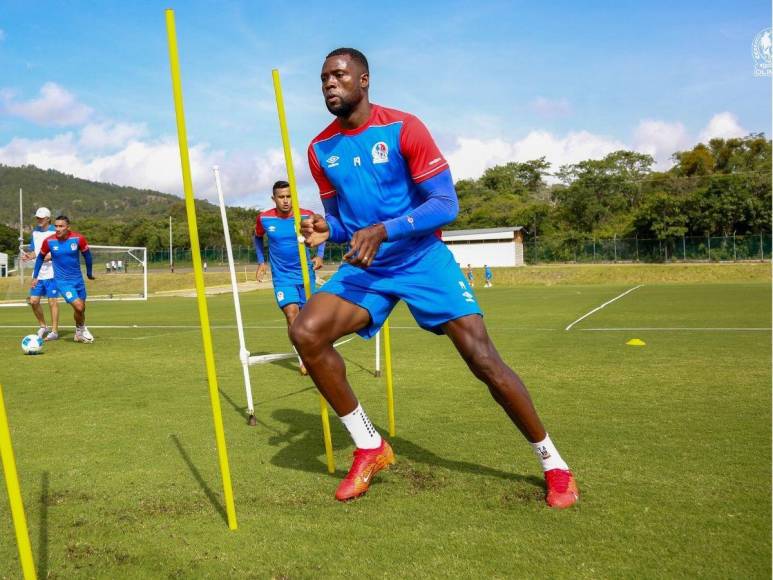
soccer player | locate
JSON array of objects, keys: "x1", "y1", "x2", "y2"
[
  {"x1": 21, "y1": 207, "x2": 60, "y2": 340},
  {"x1": 30, "y1": 215, "x2": 95, "y2": 343},
  {"x1": 294, "y1": 48, "x2": 578, "y2": 508},
  {"x1": 484, "y1": 264, "x2": 493, "y2": 288},
  {"x1": 255, "y1": 180, "x2": 325, "y2": 375},
  {"x1": 466, "y1": 264, "x2": 475, "y2": 287}
]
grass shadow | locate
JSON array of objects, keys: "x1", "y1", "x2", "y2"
[
  {"x1": 38, "y1": 471, "x2": 49, "y2": 579},
  {"x1": 169, "y1": 434, "x2": 227, "y2": 525},
  {"x1": 267, "y1": 408, "x2": 542, "y2": 489}
]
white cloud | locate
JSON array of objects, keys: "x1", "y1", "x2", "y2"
[
  {"x1": 1, "y1": 82, "x2": 93, "y2": 126},
  {"x1": 446, "y1": 130, "x2": 625, "y2": 180},
  {"x1": 530, "y1": 96, "x2": 572, "y2": 118},
  {"x1": 697, "y1": 112, "x2": 747, "y2": 143},
  {"x1": 633, "y1": 119, "x2": 690, "y2": 169},
  {"x1": 0, "y1": 128, "x2": 319, "y2": 211},
  {"x1": 79, "y1": 121, "x2": 148, "y2": 150}
]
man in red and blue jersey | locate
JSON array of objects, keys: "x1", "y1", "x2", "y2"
[
  {"x1": 294, "y1": 48, "x2": 578, "y2": 508},
  {"x1": 255, "y1": 180, "x2": 325, "y2": 374},
  {"x1": 31, "y1": 215, "x2": 95, "y2": 343}
]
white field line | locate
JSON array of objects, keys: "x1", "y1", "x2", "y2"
[
  {"x1": 581, "y1": 327, "x2": 771, "y2": 332},
  {"x1": 565, "y1": 285, "x2": 644, "y2": 331},
  {"x1": 247, "y1": 335, "x2": 357, "y2": 365}
]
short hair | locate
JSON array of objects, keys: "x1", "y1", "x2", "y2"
[
  {"x1": 326, "y1": 47, "x2": 369, "y2": 73},
  {"x1": 272, "y1": 180, "x2": 290, "y2": 194},
  {"x1": 55, "y1": 215, "x2": 70, "y2": 224}
]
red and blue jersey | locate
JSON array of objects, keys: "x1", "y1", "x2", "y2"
[
  {"x1": 255, "y1": 208, "x2": 323, "y2": 285},
  {"x1": 39, "y1": 232, "x2": 89, "y2": 283},
  {"x1": 308, "y1": 105, "x2": 450, "y2": 268}
]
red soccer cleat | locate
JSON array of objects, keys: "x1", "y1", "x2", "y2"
[
  {"x1": 544, "y1": 468, "x2": 579, "y2": 509},
  {"x1": 335, "y1": 439, "x2": 395, "y2": 501}
]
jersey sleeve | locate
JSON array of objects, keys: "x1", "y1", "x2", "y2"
[
  {"x1": 399, "y1": 115, "x2": 449, "y2": 184},
  {"x1": 40, "y1": 238, "x2": 50, "y2": 256},
  {"x1": 254, "y1": 215, "x2": 265, "y2": 237},
  {"x1": 78, "y1": 235, "x2": 89, "y2": 252},
  {"x1": 308, "y1": 144, "x2": 337, "y2": 199}
]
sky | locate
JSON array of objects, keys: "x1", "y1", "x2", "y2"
[{"x1": 0, "y1": 0, "x2": 770, "y2": 211}]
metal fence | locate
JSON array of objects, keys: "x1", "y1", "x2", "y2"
[
  {"x1": 526, "y1": 234, "x2": 771, "y2": 263},
  {"x1": 147, "y1": 234, "x2": 771, "y2": 267}
]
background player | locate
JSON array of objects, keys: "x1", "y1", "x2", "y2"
[
  {"x1": 484, "y1": 264, "x2": 493, "y2": 287},
  {"x1": 22, "y1": 207, "x2": 60, "y2": 340},
  {"x1": 466, "y1": 264, "x2": 475, "y2": 287},
  {"x1": 294, "y1": 48, "x2": 578, "y2": 508},
  {"x1": 30, "y1": 215, "x2": 95, "y2": 343},
  {"x1": 255, "y1": 180, "x2": 325, "y2": 375}
]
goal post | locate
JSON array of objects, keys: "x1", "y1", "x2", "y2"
[{"x1": 87, "y1": 245, "x2": 148, "y2": 301}]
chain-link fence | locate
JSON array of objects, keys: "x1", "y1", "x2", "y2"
[
  {"x1": 526, "y1": 233, "x2": 772, "y2": 263},
  {"x1": 147, "y1": 234, "x2": 771, "y2": 268}
]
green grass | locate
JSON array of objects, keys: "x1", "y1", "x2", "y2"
[{"x1": 0, "y1": 280, "x2": 770, "y2": 578}]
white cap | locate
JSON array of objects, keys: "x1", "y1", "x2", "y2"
[{"x1": 35, "y1": 207, "x2": 51, "y2": 219}]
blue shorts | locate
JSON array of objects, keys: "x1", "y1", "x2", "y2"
[
  {"x1": 320, "y1": 242, "x2": 482, "y2": 338},
  {"x1": 56, "y1": 281, "x2": 87, "y2": 304},
  {"x1": 30, "y1": 278, "x2": 59, "y2": 298},
  {"x1": 274, "y1": 281, "x2": 316, "y2": 310}
]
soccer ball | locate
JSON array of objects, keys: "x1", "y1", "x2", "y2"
[{"x1": 21, "y1": 334, "x2": 44, "y2": 355}]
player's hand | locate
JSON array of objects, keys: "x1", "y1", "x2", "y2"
[
  {"x1": 21, "y1": 251, "x2": 34, "y2": 262},
  {"x1": 311, "y1": 256, "x2": 323, "y2": 271},
  {"x1": 300, "y1": 214, "x2": 330, "y2": 247},
  {"x1": 29, "y1": 278, "x2": 38, "y2": 289},
  {"x1": 256, "y1": 263, "x2": 267, "y2": 281},
  {"x1": 343, "y1": 223, "x2": 387, "y2": 269}
]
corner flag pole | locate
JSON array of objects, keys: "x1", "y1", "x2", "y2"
[
  {"x1": 0, "y1": 383, "x2": 37, "y2": 580},
  {"x1": 165, "y1": 9, "x2": 237, "y2": 530},
  {"x1": 213, "y1": 166, "x2": 257, "y2": 427},
  {"x1": 271, "y1": 68, "x2": 336, "y2": 474}
]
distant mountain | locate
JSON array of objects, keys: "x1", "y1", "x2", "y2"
[
  {"x1": 0, "y1": 164, "x2": 257, "y2": 252},
  {"x1": 0, "y1": 164, "x2": 190, "y2": 228}
]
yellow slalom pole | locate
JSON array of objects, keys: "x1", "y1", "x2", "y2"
[
  {"x1": 272, "y1": 68, "x2": 336, "y2": 474},
  {"x1": 0, "y1": 383, "x2": 37, "y2": 580},
  {"x1": 165, "y1": 9, "x2": 237, "y2": 530},
  {"x1": 382, "y1": 320, "x2": 396, "y2": 437}
]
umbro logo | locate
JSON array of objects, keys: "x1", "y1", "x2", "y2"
[
  {"x1": 268, "y1": 226, "x2": 277, "y2": 232},
  {"x1": 326, "y1": 155, "x2": 339, "y2": 168}
]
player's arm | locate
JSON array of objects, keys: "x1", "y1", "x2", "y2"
[
  {"x1": 79, "y1": 236, "x2": 95, "y2": 280},
  {"x1": 30, "y1": 240, "x2": 48, "y2": 287},
  {"x1": 381, "y1": 169, "x2": 458, "y2": 240},
  {"x1": 254, "y1": 234, "x2": 268, "y2": 280}
]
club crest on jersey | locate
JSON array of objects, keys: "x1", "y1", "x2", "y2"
[
  {"x1": 70, "y1": 242, "x2": 77, "y2": 251},
  {"x1": 372, "y1": 142, "x2": 389, "y2": 164},
  {"x1": 326, "y1": 155, "x2": 339, "y2": 168},
  {"x1": 276, "y1": 291, "x2": 285, "y2": 301}
]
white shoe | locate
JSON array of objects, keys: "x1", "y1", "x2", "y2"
[
  {"x1": 37, "y1": 326, "x2": 50, "y2": 338},
  {"x1": 81, "y1": 327, "x2": 94, "y2": 343}
]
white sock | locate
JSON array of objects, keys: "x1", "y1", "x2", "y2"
[
  {"x1": 339, "y1": 404, "x2": 382, "y2": 450},
  {"x1": 531, "y1": 433, "x2": 569, "y2": 472}
]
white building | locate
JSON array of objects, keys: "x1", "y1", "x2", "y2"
[
  {"x1": 0, "y1": 252, "x2": 7, "y2": 277},
  {"x1": 442, "y1": 227, "x2": 526, "y2": 267}
]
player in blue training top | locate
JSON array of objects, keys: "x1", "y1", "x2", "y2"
[
  {"x1": 293, "y1": 48, "x2": 578, "y2": 508},
  {"x1": 22, "y1": 207, "x2": 60, "y2": 340},
  {"x1": 31, "y1": 215, "x2": 96, "y2": 343},
  {"x1": 484, "y1": 264, "x2": 493, "y2": 288},
  {"x1": 255, "y1": 180, "x2": 325, "y2": 375}
]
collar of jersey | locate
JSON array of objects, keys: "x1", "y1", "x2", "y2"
[{"x1": 337, "y1": 104, "x2": 381, "y2": 136}]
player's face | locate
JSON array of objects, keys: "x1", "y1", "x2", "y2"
[
  {"x1": 35, "y1": 217, "x2": 49, "y2": 228},
  {"x1": 272, "y1": 188, "x2": 293, "y2": 214},
  {"x1": 321, "y1": 55, "x2": 368, "y2": 117},
  {"x1": 54, "y1": 219, "x2": 70, "y2": 239}
]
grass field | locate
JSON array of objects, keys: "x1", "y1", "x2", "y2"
[{"x1": 0, "y1": 272, "x2": 770, "y2": 577}]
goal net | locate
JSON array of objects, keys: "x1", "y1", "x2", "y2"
[{"x1": 88, "y1": 245, "x2": 148, "y2": 301}]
